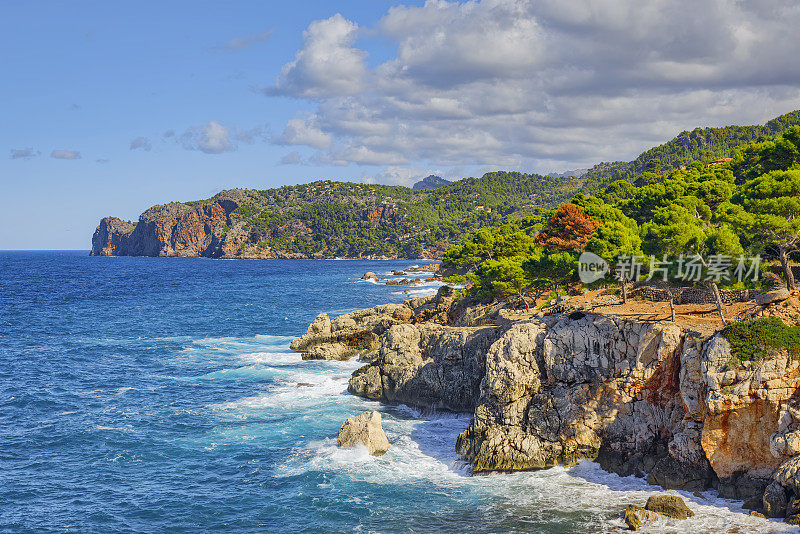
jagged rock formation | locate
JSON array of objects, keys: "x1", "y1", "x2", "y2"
[
  {"x1": 337, "y1": 410, "x2": 389, "y2": 456},
  {"x1": 348, "y1": 323, "x2": 501, "y2": 411},
  {"x1": 320, "y1": 298, "x2": 800, "y2": 515},
  {"x1": 290, "y1": 305, "x2": 407, "y2": 361},
  {"x1": 289, "y1": 288, "x2": 494, "y2": 361},
  {"x1": 91, "y1": 191, "x2": 244, "y2": 257}
]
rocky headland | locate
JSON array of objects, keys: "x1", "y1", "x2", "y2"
[{"x1": 293, "y1": 287, "x2": 800, "y2": 524}]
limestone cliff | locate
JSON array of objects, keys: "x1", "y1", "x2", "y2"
[
  {"x1": 309, "y1": 298, "x2": 800, "y2": 515},
  {"x1": 91, "y1": 192, "x2": 243, "y2": 258}
]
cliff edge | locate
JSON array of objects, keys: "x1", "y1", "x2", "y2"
[
  {"x1": 294, "y1": 290, "x2": 800, "y2": 519},
  {"x1": 91, "y1": 191, "x2": 243, "y2": 257}
]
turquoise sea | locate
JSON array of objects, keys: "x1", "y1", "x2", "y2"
[{"x1": 0, "y1": 251, "x2": 792, "y2": 533}]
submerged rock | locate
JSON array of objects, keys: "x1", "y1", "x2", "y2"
[
  {"x1": 337, "y1": 411, "x2": 389, "y2": 456},
  {"x1": 644, "y1": 495, "x2": 694, "y2": 519},
  {"x1": 623, "y1": 505, "x2": 662, "y2": 531}
]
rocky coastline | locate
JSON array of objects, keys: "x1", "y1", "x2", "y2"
[
  {"x1": 89, "y1": 188, "x2": 446, "y2": 259},
  {"x1": 293, "y1": 285, "x2": 800, "y2": 525}
]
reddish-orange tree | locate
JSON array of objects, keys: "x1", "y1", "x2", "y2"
[{"x1": 536, "y1": 203, "x2": 600, "y2": 252}]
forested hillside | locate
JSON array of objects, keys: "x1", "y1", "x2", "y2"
[
  {"x1": 92, "y1": 171, "x2": 580, "y2": 259},
  {"x1": 580, "y1": 110, "x2": 800, "y2": 191},
  {"x1": 93, "y1": 110, "x2": 800, "y2": 260},
  {"x1": 444, "y1": 124, "x2": 800, "y2": 301}
]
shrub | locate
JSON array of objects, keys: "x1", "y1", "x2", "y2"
[{"x1": 721, "y1": 317, "x2": 800, "y2": 362}]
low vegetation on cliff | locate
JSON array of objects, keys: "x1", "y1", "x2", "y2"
[{"x1": 722, "y1": 317, "x2": 800, "y2": 362}]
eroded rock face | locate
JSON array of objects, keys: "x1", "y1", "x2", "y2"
[
  {"x1": 325, "y1": 300, "x2": 800, "y2": 506},
  {"x1": 91, "y1": 217, "x2": 136, "y2": 256},
  {"x1": 458, "y1": 316, "x2": 700, "y2": 477},
  {"x1": 290, "y1": 304, "x2": 412, "y2": 361},
  {"x1": 348, "y1": 323, "x2": 503, "y2": 411},
  {"x1": 91, "y1": 197, "x2": 240, "y2": 257},
  {"x1": 337, "y1": 411, "x2": 389, "y2": 456},
  {"x1": 701, "y1": 337, "x2": 800, "y2": 487}
]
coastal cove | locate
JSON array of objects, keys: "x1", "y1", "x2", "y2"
[{"x1": 0, "y1": 252, "x2": 794, "y2": 533}]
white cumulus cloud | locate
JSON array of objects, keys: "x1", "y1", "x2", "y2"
[
  {"x1": 10, "y1": 148, "x2": 38, "y2": 159},
  {"x1": 265, "y1": 0, "x2": 800, "y2": 174},
  {"x1": 266, "y1": 14, "x2": 367, "y2": 98},
  {"x1": 178, "y1": 120, "x2": 266, "y2": 154}
]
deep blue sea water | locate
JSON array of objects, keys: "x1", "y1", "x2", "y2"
[{"x1": 1, "y1": 251, "x2": 792, "y2": 533}]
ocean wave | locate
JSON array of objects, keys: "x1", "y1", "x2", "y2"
[
  {"x1": 237, "y1": 351, "x2": 301, "y2": 365},
  {"x1": 270, "y1": 400, "x2": 791, "y2": 533}
]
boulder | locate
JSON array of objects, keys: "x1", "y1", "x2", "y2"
[
  {"x1": 756, "y1": 288, "x2": 791, "y2": 305},
  {"x1": 624, "y1": 505, "x2": 662, "y2": 531},
  {"x1": 306, "y1": 313, "x2": 331, "y2": 336},
  {"x1": 337, "y1": 411, "x2": 389, "y2": 456},
  {"x1": 750, "y1": 510, "x2": 767, "y2": 518},
  {"x1": 763, "y1": 480, "x2": 788, "y2": 518},
  {"x1": 392, "y1": 270, "x2": 406, "y2": 276},
  {"x1": 386, "y1": 279, "x2": 400, "y2": 285},
  {"x1": 347, "y1": 365, "x2": 383, "y2": 399},
  {"x1": 644, "y1": 495, "x2": 694, "y2": 519},
  {"x1": 361, "y1": 272, "x2": 379, "y2": 281},
  {"x1": 775, "y1": 456, "x2": 800, "y2": 493},
  {"x1": 787, "y1": 514, "x2": 800, "y2": 525},
  {"x1": 788, "y1": 496, "x2": 800, "y2": 518}
]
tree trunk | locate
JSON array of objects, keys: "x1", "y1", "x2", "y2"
[
  {"x1": 666, "y1": 286, "x2": 676, "y2": 322},
  {"x1": 621, "y1": 278, "x2": 628, "y2": 304},
  {"x1": 780, "y1": 249, "x2": 796, "y2": 291},
  {"x1": 709, "y1": 282, "x2": 727, "y2": 326}
]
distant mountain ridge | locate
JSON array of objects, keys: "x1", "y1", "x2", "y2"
[
  {"x1": 91, "y1": 109, "x2": 800, "y2": 260},
  {"x1": 580, "y1": 109, "x2": 800, "y2": 190},
  {"x1": 412, "y1": 175, "x2": 452, "y2": 190}
]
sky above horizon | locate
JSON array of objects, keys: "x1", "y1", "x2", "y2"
[{"x1": 3, "y1": 0, "x2": 800, "y2": 249}]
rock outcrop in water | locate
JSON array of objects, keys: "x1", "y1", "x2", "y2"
[
  {"x1": 308, "y1": 297, "x2": 800, "y2": 517},
  {"x1": 290, "y1": 288, "x2": 477, "y2": 361},
  {"x1": 338, "y1": 411, "x2": 389, "y2": 456}
]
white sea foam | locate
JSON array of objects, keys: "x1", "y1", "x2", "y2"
[
  {"x1": 197, "y1": 321, "x2": 794, "y2": 532},
  {"x1": 268, "y1": 390, "x2": 795, "y2": 533},
  {"x1": 237, "y1": 351, "x2": 301, "y2": 365}
]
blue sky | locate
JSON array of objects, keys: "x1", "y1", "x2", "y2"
[
  {"x1": 0, "y1": 1, "x2": 423, "y2": 249},
  {"x1": 3, "y1": 0, "x2": 800, "y2": 249}
]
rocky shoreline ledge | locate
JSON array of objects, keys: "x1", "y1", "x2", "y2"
[{"x1": 292, "y1": 285, "x2": 800, "y2": 527}]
